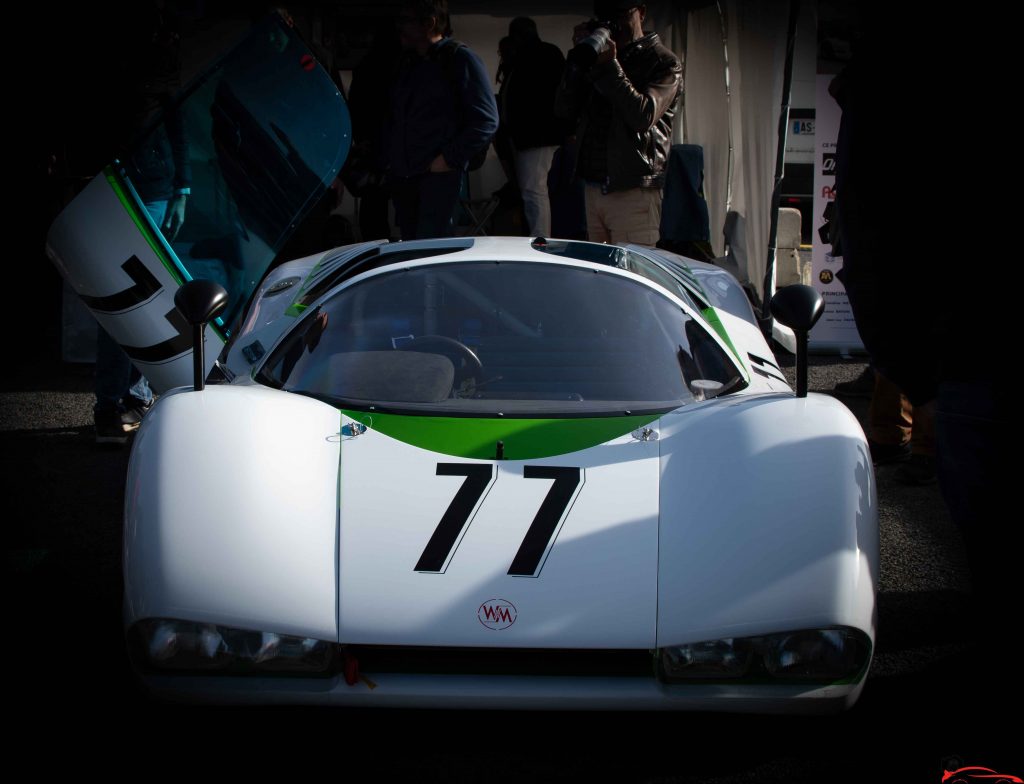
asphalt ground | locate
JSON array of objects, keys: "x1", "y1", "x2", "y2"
[{"x1": 3, "y1": 355, "x2": 1017, "y2": 780}]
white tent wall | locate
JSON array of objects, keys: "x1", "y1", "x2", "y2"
[
  {"x1": 680, "y1": 0, "x2": 808, "y2": 309},
  {"x1": 727, "y1": 0, "x2": 790, "y2": 303},
  {"x1": 682, "y1": 4, "x2": 732, "y2": 260}
]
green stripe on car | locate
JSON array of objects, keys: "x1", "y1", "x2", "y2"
[
  {"x1": 701, "y1": 307, "x2": 742, "y2": 365},
  {"x1": 341, "y1": 411, "x2": 662, "y2": 460}
]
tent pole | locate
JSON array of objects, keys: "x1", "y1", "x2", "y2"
[{"x1": 760, "y1": 0, "x2": 801, "y2": 330}]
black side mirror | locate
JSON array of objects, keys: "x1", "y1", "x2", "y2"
[
  {"x1": 770, "y1": 284, "x2": 824, "y2": 398},
  {"x1": 174, "y1": 280, "x2": 228, "y2": 391}
]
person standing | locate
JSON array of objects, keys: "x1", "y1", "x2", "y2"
[
  {"x1": 95, "y1": 0, "x2": 190, "y2": 444},
  {"x1": 503, "y1": 17, "x2": 568, "y2": 238},
  {"x1": 346, "y1": 19, "x2": 401, "y2": 241},
  {"x1": 556, "y1": 2, "x2": 682, "y2": 247},
  {"x1": 386, "y1": 0, "x2": 498, "y2": 240}
]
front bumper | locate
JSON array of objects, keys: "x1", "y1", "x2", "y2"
[{"x1": 139, "y1": 671, "x2": 867, "y2": 713}]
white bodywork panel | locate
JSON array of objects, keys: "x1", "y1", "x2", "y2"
[
  {"x1": 45, "y1": 175, "x2": 220, "y2": 393},
  {"x1": 337, "y1": 416, "x2": 661, "y2": 648},
  {"x1": 657, "y1": 392, "x2": 877, "y2": 645},
  {"x1": 124, "y1": 385, "x2": 341, "y2": 641},
  {"x1": 714, "y1": 307, "x2": 790, "y2": 394}
]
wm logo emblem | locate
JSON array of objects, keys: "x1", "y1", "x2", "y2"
[{"x1": 477, "y1": 599, "x2": 517, "y2": 630}]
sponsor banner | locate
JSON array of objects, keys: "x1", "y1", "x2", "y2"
[
  {"x1": 785, "y1": 107, "x2": 815, "y2": 161},
  {"x1": 809, "y1": 74, "x2": 864, "y2": 353}
]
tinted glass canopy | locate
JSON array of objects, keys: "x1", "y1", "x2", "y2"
[{"x1": 258, "y1": 261, "x2": 744, "y2": 416}]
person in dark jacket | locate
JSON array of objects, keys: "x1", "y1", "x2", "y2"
[
  {"x1": 832, "y1": 23, "x2": 1008, "y2": 649},
  {"x1": 556, "y1": 2, "x2": 682, "y2": 247},
  {"x1": 347, "y1": 19, "x2": 401, "y2": 241},
  {"x1": 503, "y1": 17, "x2": 569, "y2": 238},
  {"x1": 386, "y1": 0, "x2": 498, "y2": 239}
]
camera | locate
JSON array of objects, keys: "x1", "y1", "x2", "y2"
[{"x1": 569, "y1": 19, "x2": 617, "y2": 68}]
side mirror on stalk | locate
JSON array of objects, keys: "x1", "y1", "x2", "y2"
[
  {"x1": 770, "y1": 284, "x2": 824, "y2": 398},
  {"x1": 174, "y1": 280, "x2": 228, "y2": 392}
]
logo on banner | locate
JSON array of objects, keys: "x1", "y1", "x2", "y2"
[
  {"x1": 819, "y1": 270, "x2": 834, "y2": 285},
  {"x1": 822, "y1": 153, "x2": 836, "y2": 175}
]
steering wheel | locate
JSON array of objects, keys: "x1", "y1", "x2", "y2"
[{"x1": 399, "y1": 335, "x2": 483, "y2": 382}]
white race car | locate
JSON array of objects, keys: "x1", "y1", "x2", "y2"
[{"x1": 46, "y1": 17, "x2": 877, "y2": 712}]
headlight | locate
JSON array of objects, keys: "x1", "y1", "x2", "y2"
[
  {"x1": 658, "y1": 627, "x2": 871, "y2": 685},
  {"x1": 132, "y1": 619, "x2": 336, "y2": 674},
  {"x1": 762, "y1": 629, "x2": 868, "y2": 681},
  {"x1": 660, "y1": 639, "x2": 753, "y2": 679}
]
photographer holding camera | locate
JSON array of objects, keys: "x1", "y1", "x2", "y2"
[{"x1": 556, "y1": 2, "x2": 682, "y2": 247}]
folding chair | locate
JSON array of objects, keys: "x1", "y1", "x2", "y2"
[{"x1": 456, "y1": 171, "x2": 499, "y2": 236}]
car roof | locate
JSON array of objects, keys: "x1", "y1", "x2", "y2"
[
  {"x1": 283, "y1": 236, "x2": 747, "y2": 376},
  {"x1": 294, "y1": 236, "x2": 712, "y2": 314}
]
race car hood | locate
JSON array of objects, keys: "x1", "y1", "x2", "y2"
[
  {"x1": 45, "y1": 15, "x2": 350, "y2": 393},
  {"x1": 124, "y1": 387, "x2": 662, "y2": 649},
  {"x1": 336, "y1": 411, "x2": 661, "y2": 648},
  {"x1": 125, "y1": 385, "x2": 875, "y2": 653}
]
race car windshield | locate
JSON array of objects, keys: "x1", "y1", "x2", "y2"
[{"x1": 257, "y1": 262, "x2": 745, "y2": 416}]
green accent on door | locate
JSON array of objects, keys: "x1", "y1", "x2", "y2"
[{"x1": 104, "y1": 165, "x2": 227, "y2": 344}]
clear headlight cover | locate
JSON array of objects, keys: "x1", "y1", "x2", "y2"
[
  {"x1": 658, "y1": 627, "x2": 871, "y2": 684},
  {"x1": 133, "y1": 619, "x2": 336, "y2": 674},
  {"x1": 659, "y1": 639, "x2": 753, "y2": 679},
  {"x1": 762, "y1": 629, "x2": 869, "y2": 681}
]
